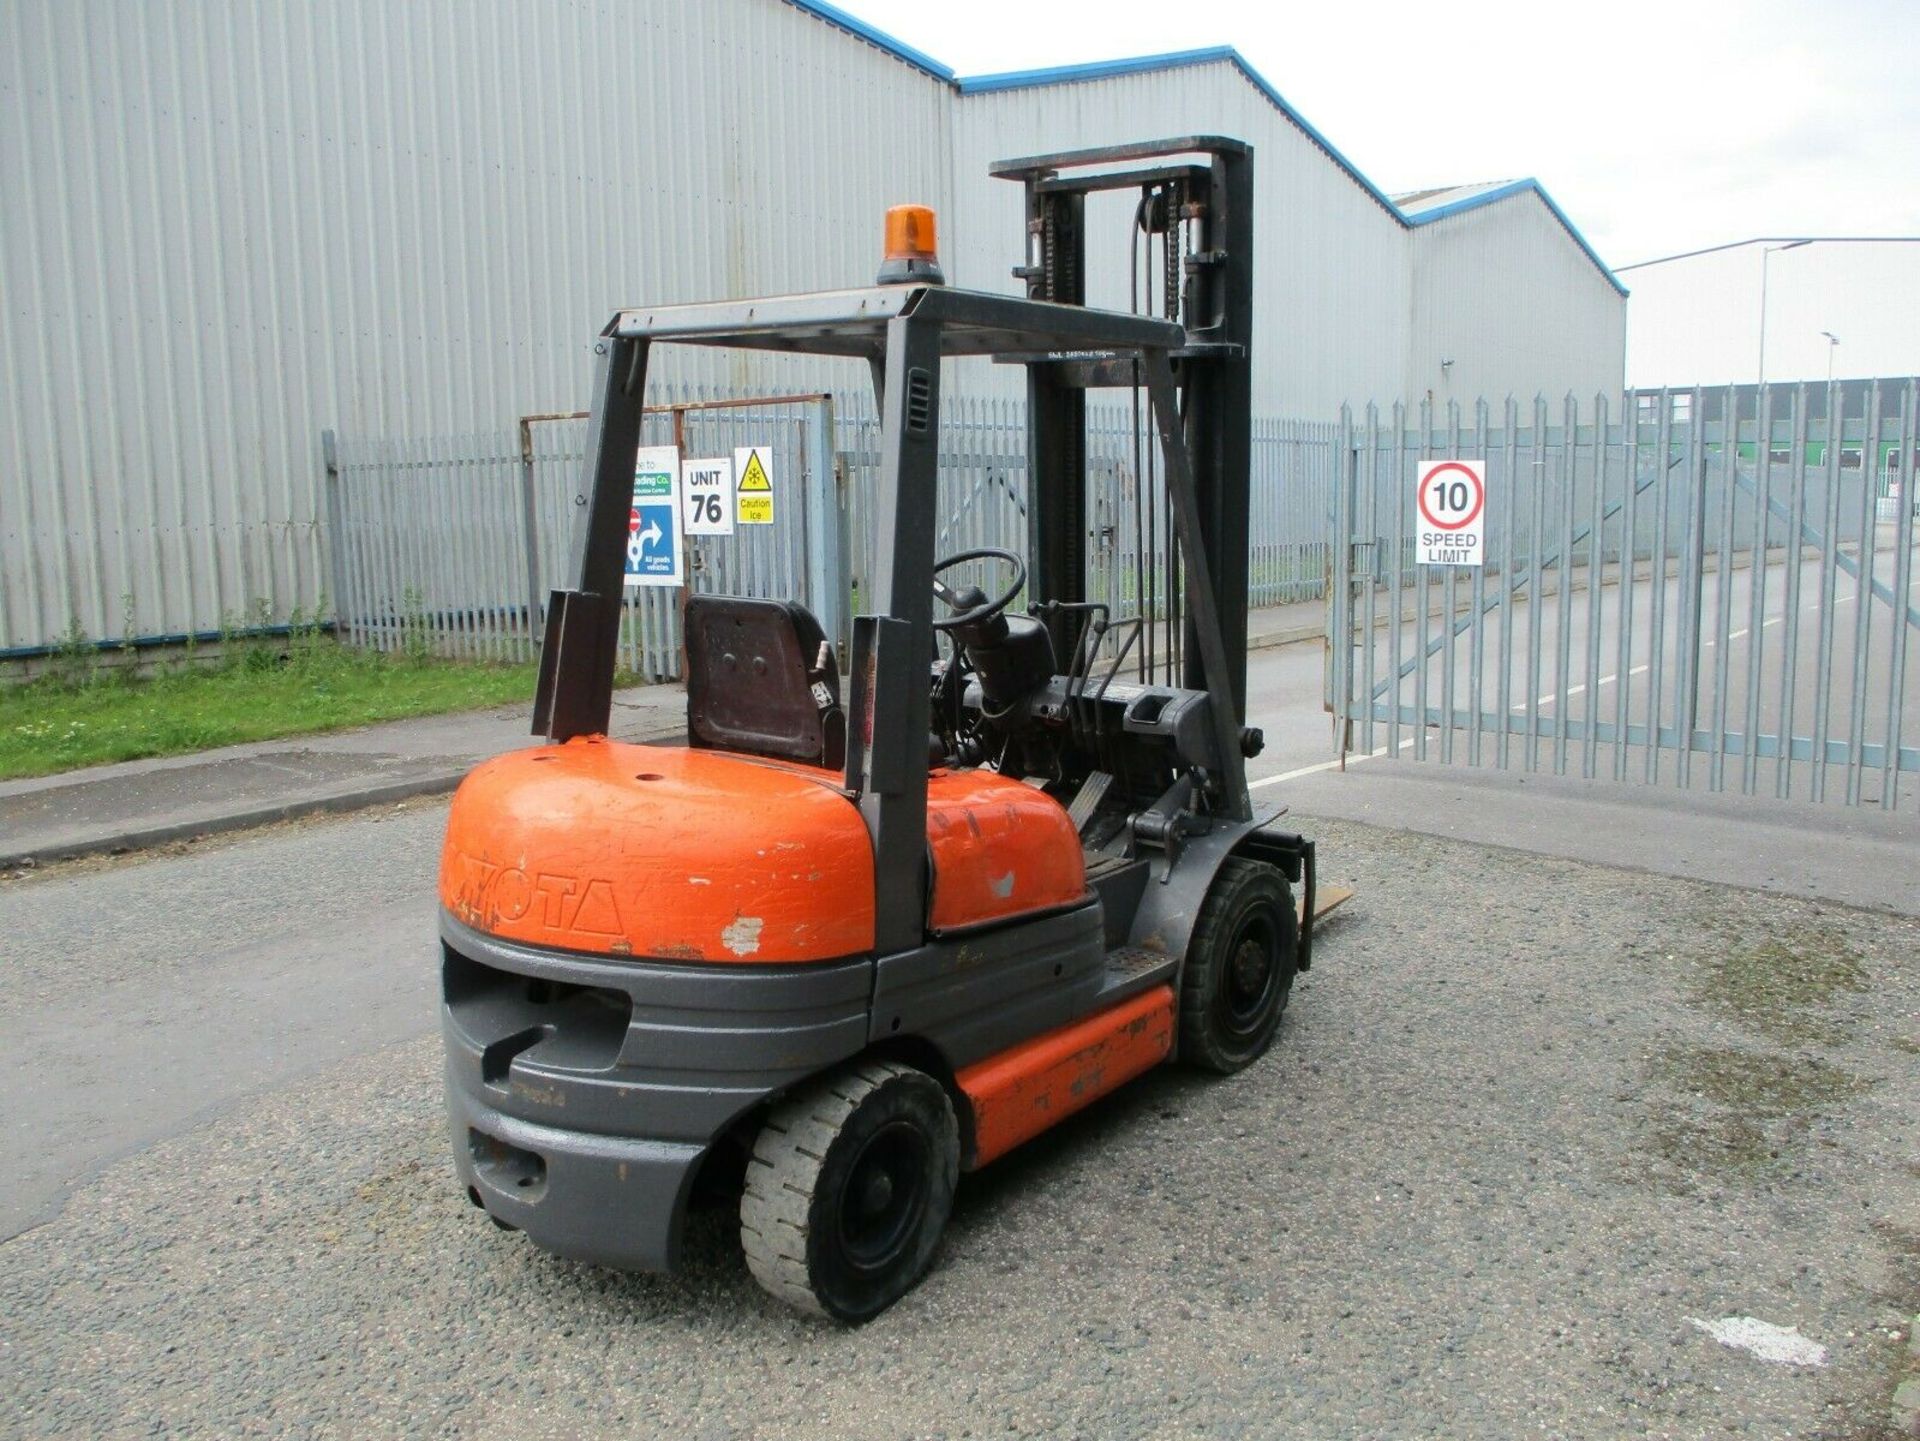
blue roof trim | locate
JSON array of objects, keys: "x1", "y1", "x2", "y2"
[
  {"x1": 1405, "y1": 179, "x2": 1626, "y2": 296},
  {"x1": 772, "y1": 12, "x2": 1623, "y2": 296},
  {"x1": 780, "y1": 0, "x2": 955, "y2": 82},
  {"x1": 958, "y1": 47, "x2": 1404, "y2": 221},
  {"x1": 959, "y1": 46, "x2": 1235, "y2": 94},
  {"x1": 1398, "y1": 179, "x2": 1534, "y2": 222}
]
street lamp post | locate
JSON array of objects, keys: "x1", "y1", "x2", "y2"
[
  {"x1": 1757, "y1": 239, "x2": 1812, "y2": 384},
  {"x1": 1821, "y1": 330, "x2": 1840, "y2": 383}
]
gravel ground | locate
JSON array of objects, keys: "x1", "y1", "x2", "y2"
[{"x1": 3, "y1": 815, "x2": 1917, "y2": 1440}]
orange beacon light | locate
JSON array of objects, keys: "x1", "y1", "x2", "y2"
[{"x1": 877, "y1": 204, "x2": 945, "y2": 285}]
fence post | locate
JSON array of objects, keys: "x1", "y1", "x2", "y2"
[
  {"x1": 1675, "y1": 388, "x2": 1710, "y2": 786},
  {"x1": 517, "y1": 417, "x2": 544, "y2": 655},
  {"x1": 806, "y1": 396, "x2": 849, "y2": 660},
  {"x1": 321, "y1": 430, "x2": 351, "y2": 643},
  {"x1": 1327, "y1": 405, "x2": 1353, "y2": 759}
]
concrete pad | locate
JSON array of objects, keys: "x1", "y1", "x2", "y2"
[{"x1": 1271, "y1": 760, "x2": 1920, "y2": 918}]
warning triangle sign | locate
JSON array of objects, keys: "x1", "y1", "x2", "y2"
[{"x1": 738, "y1": 450, "x2": 772, "y2": 492}]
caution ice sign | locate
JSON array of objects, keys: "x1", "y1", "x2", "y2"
[
  {"x1": 734, "y1": 445, "x2": 775, "y2": 526},
  {"x1": 1416, "y1": 459, "x2": 1485, "y2": 567},
  {"x1": 625, "y1": 444, "x2": 683, "y2": 587},
  {"x1": 682, "y1": 456, "x2": 735, "y2": 536}
]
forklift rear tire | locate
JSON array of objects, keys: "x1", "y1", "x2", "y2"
[
  {"x1": 1179, "y1": 858, "x2": 1298, "y2": 1074},
  {"x1": 740, "y1": 1060, "x2": 959, "y2": 1323}
]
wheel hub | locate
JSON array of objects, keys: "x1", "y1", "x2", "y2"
[
  {"x1": 858, "y1": 1170, "x2": 895, "y2": 1215},
  {"x1": 1220, "y1": 916, "x2": 1278, "y2": 1038},
  {"x1": 837, "y1": 1121, "x2": 930, "y2": 1271}
]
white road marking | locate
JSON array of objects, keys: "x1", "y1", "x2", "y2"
[
  {"x1": 1506, "y1": 585, "x2": 1871, "y2": 713},
  {"x1": 1513, "y1": 664, "x2": 1650, "y2": 709},
  {"x1": 1250, "y1": 756, "x2": 1361, "y2": 787},
  {"x1": 1308, "y1": 561, "x2": 1905, "y2": 777},
  {"x1": 1687, "y1": 1315, "x2": 1829, "y2": 1368},
  {"x1": 1250, "y1": 736, "x2": 1413, "y2": 789}
]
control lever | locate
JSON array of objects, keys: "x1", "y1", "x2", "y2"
[{"x1": 1132, "y1": 775, "x2": 1210, "y2": 883}]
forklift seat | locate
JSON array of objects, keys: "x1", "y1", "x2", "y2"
[{"x1": 684, "y1": 595, "x2": 844, "y2": 768}]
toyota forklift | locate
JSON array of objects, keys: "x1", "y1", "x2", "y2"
[{"x1": 439, "y1": 138, "x2": 1320, "y2": 1322}]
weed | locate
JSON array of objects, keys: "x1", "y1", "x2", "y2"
[
  {"x1": 1641, "y1": 1103, "x2": 1780, "y2": 1183},
  {"x1": 1684, "y1": 920, "x2": 1871, "y2": 1046},
  {"x1": 1637, "y1": 1044, "x2": 1875, "y2": 1192},
  {"x1": 50, "y1": 616, "x2": 95, "y2": 689},
  {"x1": 1654, "y1": 1045, "x2": 1873, "y2": 1118},
  {"x1": 119, "y1": 591, "x2": 137, "y2": 668},
  {"x1": 400, "y1": 586, "x2": 432, "y2": 665},
  {"x1": 236, "y1": 597, "x2": 278, "y2": 673},
  {"x1": 296, "y1": 591, "x2": 330, "y2": 665}
]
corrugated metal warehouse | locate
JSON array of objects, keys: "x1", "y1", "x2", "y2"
[
  {"x1": 0, "y1": 0, "x2": 1625, "y2": 653},
  {"x1": 1397, "y1": 181, "x2": 1627, "y2": 407},
  {"x1": 951, "y1": 61, "x2": 1626, "y2": 418}
]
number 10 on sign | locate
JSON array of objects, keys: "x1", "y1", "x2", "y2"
[{"x1": 1416, "y1": 459, "x2": 1485, "y2": 567}]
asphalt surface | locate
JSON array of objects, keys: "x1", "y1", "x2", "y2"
[
  {"x1": 0, "y1": 801, "x2": 444, "y2": 1239},
  {"x1": 4, "y1": 798, "x2": 1919, "y2": 1438}
]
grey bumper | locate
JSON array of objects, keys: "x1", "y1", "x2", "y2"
[
  {"x1": 439, "y1": 913, "x2": 873, "y2": 1272},
  {"x1": 449, "y1": 1071, "x2": 704, "y2": 1271}
]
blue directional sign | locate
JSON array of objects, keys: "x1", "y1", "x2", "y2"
[{"x1": 625, "y1": 445, "x2": 684, "y2": 587}]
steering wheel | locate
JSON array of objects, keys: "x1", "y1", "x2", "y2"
[{"x1": 930, "y1": 547, "x2": 1026, "y2": 632}]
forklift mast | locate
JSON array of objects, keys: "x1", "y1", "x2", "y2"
[{"x1": 991, "y1": 137, "x2": 1254, "y2": 721}]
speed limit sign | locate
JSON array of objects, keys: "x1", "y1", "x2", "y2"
[{"x1": 1416, "y1": 459, "x2": 1485, "y2": 566}]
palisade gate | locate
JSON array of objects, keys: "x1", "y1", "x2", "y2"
[{"x1": 1326, "y1": 383, "x2": 1920, "y2": 809}]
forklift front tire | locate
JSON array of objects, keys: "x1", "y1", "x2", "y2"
[
  {"x1": 1179, "y1": 858, "x2": 1298, "y2": 1074},
  {"x1": 740, "y1": 1061, "x2": 959, "y2": 1323}
]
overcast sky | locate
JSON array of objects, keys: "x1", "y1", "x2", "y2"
[{"x1": 841, "y1": 0, "x2": 1919, "y2": 269}]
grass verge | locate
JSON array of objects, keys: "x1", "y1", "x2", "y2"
[{"x1": 1, "y1": 635, "x2": 538, "y2": 780}]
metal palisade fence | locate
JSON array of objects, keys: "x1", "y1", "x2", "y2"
[
  {"x1": 327, "y1": 392, "x2": 839, "y2": 681},
  {"x1": 840, "y1": 400, "x2": 1335, "y2": 680},
  {"x1": 326, "y1": 388, "x2": 1338, "y2": 683},
  {"x1": 1327, "y1": 381, "x2": 1919, "y2": 808}
]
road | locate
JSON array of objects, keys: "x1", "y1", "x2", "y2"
[
  {"x1": 4, "y1": 644, "x2": 1918, "y2": 1437},
  {"x1": 1, "y1": 804, "x2": 444, "y2": 1239},
  {"x1": 7, "y1": 631, "x2": 1909, "y2": 1246}
]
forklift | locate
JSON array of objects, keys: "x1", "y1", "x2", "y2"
[{"x1": 439, "y1": 138, "x2": 1320, "y2": 1322}]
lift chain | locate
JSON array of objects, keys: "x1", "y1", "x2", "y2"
[
  {"x1": 1178, "y1": 184, "x2": 1192, "y2": 328},
  {"x1": 1163, "y1": 181, "x2": 1182, "y2": 326},
  {"x1": 1042, "y1": 208, "x2": 1057, "y2": 302}
]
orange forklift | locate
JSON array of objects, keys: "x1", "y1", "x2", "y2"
[{"x1": 439, "y1": 138, "x2": 1320, "y2": 1321}]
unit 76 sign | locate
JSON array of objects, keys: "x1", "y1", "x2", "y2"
[
  {"x1": 1417, "y1": 459, "x2": 1485, "y2": 567},
  {"x1": 682, "y1": 456, "x2": 735, "y2": 536}
]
